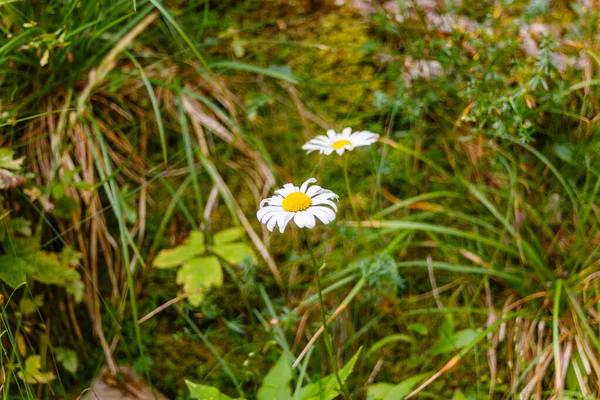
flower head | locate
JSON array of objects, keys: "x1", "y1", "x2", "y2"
[
  {"x1": 302, "y1": 127, "x2": 379, "y2": 156},
  {"x1": 257, "y1": 178, "x2": 338, "y2": 233}
]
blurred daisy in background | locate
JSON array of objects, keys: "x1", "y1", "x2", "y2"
[
  {"x1": 257, "y1": 178, "x2": 338, "y2": 233},
  {"x1": 302, "y1": 127, "x2": 379, "y2": 156}
]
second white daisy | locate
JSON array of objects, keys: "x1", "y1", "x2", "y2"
[
  {"x1": 302, "y1": 127, "x2": 379, "y2": 156},
  {"x1": 257, "y1": 178, "x2": 338, "y2": 233}
]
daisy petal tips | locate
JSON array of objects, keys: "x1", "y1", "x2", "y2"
[
  {"x1": 257, "y1": 178, "x2": 339, "y2": 233},
  {"x1": 301, "y1": 127, "x2": 379, "y2": 156}
]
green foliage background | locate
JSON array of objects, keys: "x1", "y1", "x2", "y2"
[{"x1": 1, "y1": 0, "x2": 600, "y2": 399}]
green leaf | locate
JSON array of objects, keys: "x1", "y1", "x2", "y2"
[
  {"x1": 0, "y1": 256, "x2": 28, "y2": 288},
  {"x1": 213, "y1": 243, "x2": 256, "y2": 265},
  {"x1": 186, "y1": 379, "x2": 239, "y2": 400},
  {"x1": 20, "y1": 297, "x2": 39, "y2": 316},
  {"x1": 55, "y1": 347, "x2": 78, "y2": 374},
  {"x1": 408, "y1": 323, "x2": 428, "y2": 335},
  {"x1": 257, "y1": 354, "x2": 293, "y2": 400},
  {"x1": 0, "y1": 251, "x2": 83, "y2": 301},
  {"x1": 452, "y1": 390, "x2": 468, "y2": 400},
  {"x1": 431, "y1": 329, "x2": 481, "y2": 355},
  {"x1": 366, "y1": 383, "x2": 395, "y2": 400},
  {"x1": 52, "y1": 184, "x2": 65, "y2": 199},
  {"x1": 53, "y1": 196, "x2": 79, "y2": 219},
  {"x1": 176, "y1": 256, "x2": 223, "y2": 306},
  {"x1": 214, "y1": 227, "x2": 245, "y2": 245},
  {"x1": 367, "y1": 334, "x2": 414, "y2": 356},
  {"x1": 0, "y1": 148, "x2": 24, "y2": 170},
  {"x1": 25, "y1": 251, "x2": 80, "y2": 285},
  {"x1": 554, "y1": 145, "x2": 573, "y2": 163},
  {"x1": 18, "y1": 355, "x2": 55, "y2": 384},
  {"x1": 152, "y1": 231, "x2": 205, "y2": 269},
  {"x1": 383, "y1": 373, "x2": 431, "y2": 400},
  {"x1": 298, "y1": 347, "x2": 362, "y2": 400}
]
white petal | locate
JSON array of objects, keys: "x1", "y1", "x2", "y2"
[
  {"x1": 335, "y1": 148, "x2": 345, "y2": 155},
  {"x1": 308, "y1": 206, "x2": 336, "y2": 224},
  {"x1": 341, "y1": 127, "x2": 352, "y2": 137},
  {"x1": 312, "y1": 198, "x2": 338, "y2": 211},
  {"x1": 311, "y1": 191, "x2": 338, "y2": 203},
  {"x1": 257, "y1": 206, "x2": 280, "y2": 221},
  {"x1": 326, "y1": 130, "x2": 337, "y2": 138},
  {"x1": 300, "y1": 178, "x2": 316, "y2": 193},
  {"x1": 324, "y1": 148, "x2": 335, "y2": 155},
  {"x1": 267, "y1": 211, "x2": 282, "y2": 231},
  {"x1": 294, "y1": 211, "x2": 315, "y2": 229},
  {"x1": 306, "y1": 185, "x2": 324, "y2": 197},
  {"x1": 278, "y1": 212, "x2": 295, "y2": 233}
]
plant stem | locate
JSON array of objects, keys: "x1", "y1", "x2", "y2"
[
  {"x1": 343, "y1": 157, "x2": 360, "y2": 222},
  {"x1": 302, "y1": 229, "x2": 349, "y2": 400}
]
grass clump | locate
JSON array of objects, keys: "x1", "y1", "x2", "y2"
[{"x1": 1, "y1": 0, "x2": 600, "y2": 399}]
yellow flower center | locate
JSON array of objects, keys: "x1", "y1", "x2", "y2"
[
  {"x1": 282, "y1": 192, "x2": 312, "y2": 212},
  {"x1": 331, "y1": 139, "x2": 352, "y2": 149}
]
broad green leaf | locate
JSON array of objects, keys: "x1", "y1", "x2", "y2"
[
  {"x1": 176, "y1": 256, "x2": 223, "y2": 306},
  {"x1": 55, "y1": 347, "x2": 78, "y2": 374},
  {"x1": 431, "y1": 329, "x2": 481, "y2": 355},
  {"x1": 186, "y1": 379, "x2": 239, "y2": 400},
  {"x1": 367, "y1": 334, "x2": 414, "y2": 356},
  {"x1": 257, "y1": 354, "x2": 293, "y2": 400},
  {"x1": 213, "y1": 243, "x2": 256, "y2": 265},
  {"x1": 0, "y1": 148, "x2": 24, "y2": 170},
  {"x1": 25, "y1": 251, "x2": 80, "y2": 285},
  {"x1": 298, "y1": 347, "x2": 362, "y2": 400},
  {"x1": 214, "y1": 227, "x2": 245, "y2": 245},
  {"x1": 366, "y1": 383, "x2": 395, "y2": 399},
  {"x1": 452, "y1": 390, "x2": 468, "y2": 400},
  {"x1": 407, "y1": 323, "x2": 428, "y2": 335},
  {"x1": 18, "y1": 355, "x2": 55, "y2": 384},
  {"x1": 20, "y1": 297, "x2": 40, "y2": 316},
  {"x1": 383, "y1": 373, "x2": 431, "y2": 400},
  {"x1": 65, "y1": 279, "x2": 85, "y2": 303},
  {"x1": 52, "y1": 196, "x2": 79, "y2": 219},
  {"x1": 0, "y1": 256, "x2": 28, "y2": 288},
  {"x1": 0, "y1": 251, "x2": 83, "y2": 300},
  {"x1": 554, "y1": 145, "x2": 573, "y2": 163},
  {"x1": 153, "y1": 231, "x2": 205, "y2": 268},
  {"x1": 52, "y1": 184, "x2": 65, "y2": 199}
]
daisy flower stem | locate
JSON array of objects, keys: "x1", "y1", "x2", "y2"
[
  {"x1": 301, "y1": 229, "x2": 349, "y2": 399},
  {"x1": 343, "y1": 157, "x2": 360, "y2": 222}
]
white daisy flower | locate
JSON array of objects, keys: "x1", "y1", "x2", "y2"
[
  {"x1": 302, "y1": 127, "x2": 379, "y2": 156},
  {"x1": 257, "y1": 178, "x2": 339, "y2": 233}
]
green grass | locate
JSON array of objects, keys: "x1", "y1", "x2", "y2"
[{"x1": 1, "y1": 0, "x2": 600, "y2": 399}]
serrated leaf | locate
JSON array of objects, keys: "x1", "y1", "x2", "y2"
[
  {"x1": 214, "y1": 227, "x2": 245, "y2": 245},
  {"x1": 431, "y1": 329, "x2": 481, "y2": 355},
  {"x1": 18, "y1": 355, "x2": 55, "y2": 384},
  {"x1": 176, "y1": 256, "x2": 223, "y2": 306},
  {"x1": 298, "y1": 347, "x2": 362, "y2": 400},
  {"x1": 153, "y1": 231, "x2": 205, "y2": 268},
  {"x1": 186, "y1": 379, "x2": 239, "y2": 400},
  {"x1": 55, "y1": 347, "x2": 78, "y2": 374},
  {"x1": 213, "y1": 243, "x2": 256, "y2": 265},
  {"x1": 257, "y1": 354, "x2": 293, "y2": 400}
]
